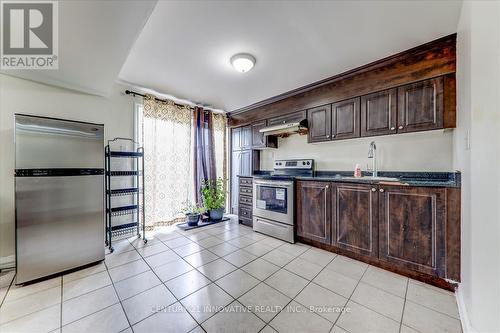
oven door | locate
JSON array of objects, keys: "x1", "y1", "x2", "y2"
[{"x1": 253, "y1": 179, "x2": 294, "y2": 225}]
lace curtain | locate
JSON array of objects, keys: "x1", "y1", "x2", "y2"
[
  {"x1": 140, "y1": 95, "x2": 227, "y2": 227},
  {"x1": 142, "y1": 95, "x2": 194, "y2": 226}
]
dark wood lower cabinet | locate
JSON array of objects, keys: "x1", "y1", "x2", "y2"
[
  {"x1": 332, "y1": 183, "x2": 378, "y2": 257},
  {"x1": 295, "y1": 181, "x2": 460, "y2": 289},
  {"x1": 378, "y1": 186, "x2": 446, "y2": 277},
  {"x1": 296, "y1": 181, "x2": 331, "y2": 245}
]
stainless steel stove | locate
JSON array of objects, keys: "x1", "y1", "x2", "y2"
[{"x1": 252, "y1": 159, "x2": 314, "y2": 243}]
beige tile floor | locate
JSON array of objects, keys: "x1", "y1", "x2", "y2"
[{"x1": 0, "y1": 216, "x2": 462, "y2": 333}]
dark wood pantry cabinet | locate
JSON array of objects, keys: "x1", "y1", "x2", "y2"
[{"x1": 230, "y1": 126, "x2": 255, "y2": 214}]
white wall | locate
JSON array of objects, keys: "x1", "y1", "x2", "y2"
[
  {"x1": 0, "y1": 74, "x2": 138, "y2": 266},
  {"x1": 454, "y1": 1, "x2": 500, "y2": 332},
  {"x1": 261, "y1": 130, "x2": 454, "y2": 172}
]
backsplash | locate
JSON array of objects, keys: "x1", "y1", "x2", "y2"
[{"x1": 260, "y1": 129, "x2": 454, "y2": 172}]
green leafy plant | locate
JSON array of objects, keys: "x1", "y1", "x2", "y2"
[
  {"x1": 181, "y1": 202, "x2": 206, "y2": 215},
  {"x1": 201, "y1": 178, "x2": 227, "y2": 210}
]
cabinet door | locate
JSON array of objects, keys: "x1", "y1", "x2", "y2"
[
  {"x1": 331, "y1": 97, "x2": 360, "y2": 140},
  {"x1": 332, "y1": 183, "x2": 378, "y2": 257},
  {"x1": 378, "y1": 186, "x2": 446, "y2": 277},
  {"x1": 268, "y1": 110, "x2": 307, "y2": 126},
  {"x1": 361, "y1": 89, "x2": 397, "y2": 137},
  {"x1": 231, "y1": 128, "x2": 241, "y2": 151},
  {"x1": 240, "y1": 150, "x2": 252, "y2": 176},
  {"x1": 296, "y1": 181, "x2": 331, "y2": 244},
  {"x1": 251, "y1": 120, "x2": 277, "y2": 149},
  {"x1": 230, "y1": 151, "x2": 241, "y2": 213},
  {"x1": 251, "y1": 120, "x2": 266, "y2": 149},
  {"x1": 240, "y1": 126, "x2": 252, "y2": 150},
  {"x1": 397, "y1": 77, "x2": 444, "y2": 133},
  {"x1": 307, "y1": 105, "x2": 332, "y2": 143}
]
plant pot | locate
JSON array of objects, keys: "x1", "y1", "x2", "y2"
[
  {"x1": 209, "y1": 208, "x2": 224, "y2": 221},
  {"x1": 186, "y1": 213, "x2": 200, "y2": 226}
]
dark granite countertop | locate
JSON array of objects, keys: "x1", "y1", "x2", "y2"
[{"x1": 245, "y1": 170, "x2": 461, "y2": 188}]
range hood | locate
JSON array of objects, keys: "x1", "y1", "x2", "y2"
[{"x1": 259, "y1": 119, "x2": 308, "y2": 136}]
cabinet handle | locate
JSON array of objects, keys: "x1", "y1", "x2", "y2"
[
  {"x1": 371, "y1": 188, "x2": 376, "y2": 192},
  {"x1": 379, "y1": 189, "x2": 385, "y2": 193},
  {"x1": 326, "y1": 185, "x2": 329, "y2": 189},
  {"x1": 390, "y1": 127, "x2": 395, "y2": 130},
  {"x1": 282, "y1": 120, "x2": 286, "y2": 124},
  {"x1": 398, "y1": 126, "x2": 404, "y2": 130},
  {"x1": 326, "y1": 135, "x2": 330, "y2": 138},
  {"x1": 332, "y1": 134, "x2": 336, "y2": 138}
]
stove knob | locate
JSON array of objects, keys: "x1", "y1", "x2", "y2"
[
  {"x1": 302, "y1": 161, "x2": 306, "y2": 165},
  {"x1": 307, "y1": 161, "x2": 310, "y2": 165}
]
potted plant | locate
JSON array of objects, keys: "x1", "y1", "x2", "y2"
[
  {"x1": 201, "y1": 178, "x2": 227, "y2": 221},
  {"x1": 181, "y1": 202, "x2": 206, "y2": 226}
]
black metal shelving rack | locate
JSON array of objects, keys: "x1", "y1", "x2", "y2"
[{"x1": 105, "y1": 138, "x2": 146, "y2": 253}]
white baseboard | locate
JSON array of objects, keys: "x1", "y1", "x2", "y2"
[
  {"x1": 456, "y1": 286, "x2": 476, "y2": 333},
  {"x1": 0, "y1": 255, "x2": 15, "y2": 270}
]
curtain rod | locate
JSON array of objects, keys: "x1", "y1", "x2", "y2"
[{"x1": 125, "y1": 89, "x2": 216, "y2": 112}]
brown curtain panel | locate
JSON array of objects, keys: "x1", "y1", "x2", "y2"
[{"x1": 193, "y1": 107, "x2": 217, "y2": 204}]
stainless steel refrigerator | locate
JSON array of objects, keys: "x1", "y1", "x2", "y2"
[{"x1": 15, "y1": 114, "x2": 105, "y2": 284}]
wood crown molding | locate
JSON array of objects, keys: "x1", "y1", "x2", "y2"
[{"x1": 228, "y1": 33, "x2": 456, "y2": 127}]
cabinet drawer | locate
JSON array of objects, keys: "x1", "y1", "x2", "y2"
[
  {"x1": 239, "y1": 186, "x2": 253, "y2": 196},
  {"x1": 239, "y1": 205, "x2": 253, "y2": 220},
  {"x1": 239, "y1": 195, "x2": 253, "y2": 206},
  {"x1": 239, "y1": 177, "x2": 253, "y2": 186}
]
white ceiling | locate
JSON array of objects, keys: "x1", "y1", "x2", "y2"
[
  {"x1": 119, "y1": 0, "x2": 462, "y2": 111},
  {"x1": 1, "y1": 0, "x2": 157, "y2": 96}
]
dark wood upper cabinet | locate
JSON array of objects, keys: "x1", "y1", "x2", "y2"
[
  {"x1": 361, "y1": 89, "x2": 398, "y2": 137},
  {"x1": 397, "y1": 77, "x2": 444, "y2": 133},
  {"x1": 268, "y1": 110, "x2": 307, "y2": 127},
  {"x1": 332, "y1": 183, "x2": 378, "y2": 257},
  {"x1": 331, "y1": 97, "x2": 360, "y2": 140},
  {"x1": 378, "y1": 186, "x2": 446, "y2": 277},
  {"x1": 240, "y1": 126, "x2": 252, "y2": 150},
  {"x1": 296, "y1": 181, "x2": 331, "y2": 245},
  {"x1": 251, "y1": 120, "x2": 278, "y2": 149},
  {"x1": 307, "y1": 105, "x2": 332, "y2": 143}
]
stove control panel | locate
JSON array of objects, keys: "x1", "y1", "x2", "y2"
[{"x1": 274, "y1": 159, "x2": 314, "y2": 170}]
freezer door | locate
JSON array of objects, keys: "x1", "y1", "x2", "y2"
[
  {"x1": 15, "y1": 115, "x2": 104, "y2": 169},
  {"x1": 15, "y1": 175, "x2": 104, "y2": 284}
]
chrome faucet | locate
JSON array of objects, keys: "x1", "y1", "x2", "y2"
[{"x1": 368, "y1": 141, "x2": 377, "y2": 177}]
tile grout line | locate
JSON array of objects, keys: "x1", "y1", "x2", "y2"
[
  {"x1": 329, "y1": 262, "x2": 370, "y2": 333},
  {"x1": 0, "y1": 270, "x2": 16, "y2": 308},
  {"x1": 265, "y1": 251, "x2": 339, "y2": 332},
  {"x1": 129, "y1": 234, "x2": 209, "y2": 331},
  {"x1": 398, "y1": 278, "x2": 410, "y2": 333},
  {"x1": 103, "y1": 258, "x2": 135, "y2": 333},
  {"x1": 59, "y1": 276, "x2": 63, "y2": 332}
]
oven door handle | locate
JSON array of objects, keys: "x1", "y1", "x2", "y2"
[{"x1": 254, "y1": 180, "x2": 293, "y2": 187}]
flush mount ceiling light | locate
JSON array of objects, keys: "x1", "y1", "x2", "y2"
[{"x1": 230, "y1": 53, "x2": 256, "y2": 73}]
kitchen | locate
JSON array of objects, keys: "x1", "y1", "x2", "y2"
[
  {"x1": 0, "y1": 1, "x2": 499, "y2": 333},
  {"x1": 230, "y1": 34, "x2": 460, "y2": 289}
]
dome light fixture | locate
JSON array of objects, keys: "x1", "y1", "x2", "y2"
[{"x1": 230, "y1": 53, "x2": 256, "y2": 73}]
